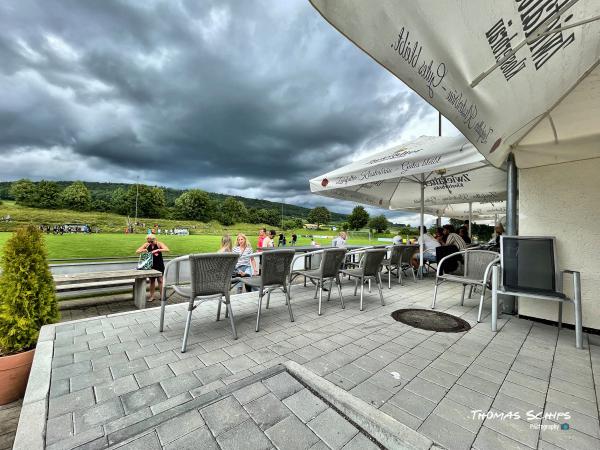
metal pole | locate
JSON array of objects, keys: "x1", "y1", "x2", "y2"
[
  {"x1": 503, "y1": 152, "x2": 518, "y2": 314},
  {"x1": 468, "y1": 202, "x2": 472, "y2": 237},
  {"x1": 134, "y1": 178, "x2": 139, "y2": 231},
  {"x1": 438, "y1": 112, "x2": 442, "y2": 137},
  {"x1": 419, "y1": 174, "x2": 425, "y2": 277}
]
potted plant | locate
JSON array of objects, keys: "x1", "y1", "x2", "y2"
[{"x1": 0, "y1": 224, "x2": 59, "y2": 405}]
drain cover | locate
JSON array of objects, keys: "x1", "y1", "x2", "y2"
[{"x1": 391, "y1": 308, "x2": 471, "y2": 332}]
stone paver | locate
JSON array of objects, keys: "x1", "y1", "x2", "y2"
[{"x1": 18, "y1": 275, "x2": 600, "y2": 450}]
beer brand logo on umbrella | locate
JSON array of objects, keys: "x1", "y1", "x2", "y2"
[{"x1": 321, "y1": 178, "x2": 329, "y2": 187}]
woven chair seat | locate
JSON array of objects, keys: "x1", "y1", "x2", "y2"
[
  {"x1": 340, "y1": 268, "x2": 364, "y2": 278},
  {"x1": 291, "y1": 269, "x2": 322, "y2": 279},
  {"x1": 241, "y1": 276, "x2": 263, "y2": 288}
]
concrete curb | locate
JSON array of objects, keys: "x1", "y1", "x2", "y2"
[
  {"x1": 284, "y1": 361, "x2": 442, "y2": 450},
  {"x1": 12, "y1": 324, "x2": 56, "y2": 450}
]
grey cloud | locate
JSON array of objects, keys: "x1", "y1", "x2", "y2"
[{"x1": 0, "y1": 0, "x2": 437, "y2": 215}]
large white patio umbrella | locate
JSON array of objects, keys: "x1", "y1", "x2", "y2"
[
  {"x1": 421, "y1": 201, "x2": 507, "y2": 235},
  {"x1": 309, "y1": 135, "x2": 506, "y2": 270},
  {"x1": 309, "y1": 0, "x2": 600, "y2": 169}
]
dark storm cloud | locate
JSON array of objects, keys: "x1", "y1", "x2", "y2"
[{"x1": 0, "y1": 0, "x2": 443, "y2": 215}]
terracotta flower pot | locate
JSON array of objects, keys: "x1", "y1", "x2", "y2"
[{"x1": 0, "y1": 348, "x2": 35, "y2": 405}]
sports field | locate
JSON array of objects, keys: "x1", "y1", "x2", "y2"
[{"x1": 0, "y1": 232, "x2": 377, "y2": 260}]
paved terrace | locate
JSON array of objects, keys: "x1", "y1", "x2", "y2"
[{"x1": 15, "y1": 277, "x2": 600, "y2": 450}]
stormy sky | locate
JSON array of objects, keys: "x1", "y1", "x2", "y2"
[{"x1": 0, "y1": 0, "x2": 458, "y2": 222}]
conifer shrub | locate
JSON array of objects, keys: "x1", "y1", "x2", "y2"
[{"x1": 0, "y1": 225, "x2": 59, "y2": 355}]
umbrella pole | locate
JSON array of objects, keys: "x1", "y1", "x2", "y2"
[
  {"x1": 468, "y1": 202, "x2": 472, "y2": 237},
  {"x1": 419, "y1": 175, "x2": 425, "y2": 278}
]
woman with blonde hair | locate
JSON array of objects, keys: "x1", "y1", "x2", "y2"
[
  {"x1": 232, "y1": 233, "x2": 258, "y2": 292},
  {"x1": 218, "y1": 234, "x2": 232, "y2": 253},
  {"x1": 136, "y1": 234, "x2": 170, "y2": 302}
]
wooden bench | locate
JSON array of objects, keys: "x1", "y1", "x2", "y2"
[{"x1": 54, "y1": 269, "x2": 163, "y2": 309}]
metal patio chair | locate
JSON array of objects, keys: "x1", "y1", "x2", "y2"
[
  {"x1": 241, "y1": 249, "x2": 295, "y2": 332},
  {"x1": 159, "y1": 253, "x2": 240, "y2": 353},
  {"x1": 290, "y1": 248, "x2": 347, "y2": 315},
  {"x1": 340, "y1": 248, "x2": 387, "y2": 311},
  {"x1": 431, "y1": 249, "x2": 499, "y2": 322}
]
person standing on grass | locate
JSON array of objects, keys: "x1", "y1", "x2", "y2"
[
  {"x1": 291, "y1": 233, "x2": 297, "y2": 246},
  {"x1": 136, "y1": 234, "x2": 169, "y2": 302}
]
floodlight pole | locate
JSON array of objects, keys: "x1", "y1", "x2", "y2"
[{"x1": 134, "y1": 177, "x2": 139, "y2": 230}]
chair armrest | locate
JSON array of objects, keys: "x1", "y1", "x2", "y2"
[
  {"x1": 163, "y1": 255, "x2": 190, "y2": 286},
  {"x1": 482, "y1": 257, "x2": 501, "y2": 285},
  {"x1": 291, "y1": 249, "x2": 324, "y2": 269},
  {"x1": 561, "y1": 270, "x2": 580, "y2": 275},
  {"x1": 435, "y1": 250, "x2": 467, "y2": 278}
]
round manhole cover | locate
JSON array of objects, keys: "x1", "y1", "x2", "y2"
[{"x1": 391, "y1": 308, "x2": 471, "y2": 333}]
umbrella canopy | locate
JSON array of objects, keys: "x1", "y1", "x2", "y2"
[
  {"x1": 423, "y1": 201, "x2": 507, "y2": 220},
  {"x1": 310, "y1": 135, "x2": 506, "y2": 209},
  {"x1": 309, "y1": 0, "x2": 600, "y2": 168}
]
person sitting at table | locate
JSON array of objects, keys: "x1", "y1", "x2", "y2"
[
  {"x1": 332, "y1": 231, "x2": 347, "y2": 247},
  {"x1": 459, "y1": 226, "x2": 472, "y2": 244},
  {"x1": 489, "y1": 223, "x2": 505, "y2": 249},
  {"x1": 434, "y1": 227, "x2": 445, "y2": 244},
  {"x1": 218, "y1": 234, "x2": 232, "y2": 253},
  {"x1": 262, "y1": 230, "x2": 276, "y2": 248},
  {"x1": 232, "y1": 233, "x2": 258, "y2": 292},
  {"x1": 442, "y1": 224, "x2": 467, "y2": 250},
  {"x1": 136, "y1": 234, "x2": 170, "y2": 302},
  {"x1": 411, "y1": 226, "x2": 440, "y2": 269}
]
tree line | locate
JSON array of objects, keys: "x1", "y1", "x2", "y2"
[{"x1": 8, "y1": 179, "x2": 306, "y2": 227}]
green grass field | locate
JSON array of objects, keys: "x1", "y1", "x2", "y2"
[
  {"x1": 0, "y1": 232, "x2": 379, "y2": 260},
  {"x1": 0, "y1": 200, "x2": 409, "y2": 260}
]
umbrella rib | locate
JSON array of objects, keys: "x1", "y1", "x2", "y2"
[
  {"x1": 470, "y1": 0, "x2": 581, "y2": 88},
  {"x1": 512, "y1": 58, "x2": 600, "y2": 149}
]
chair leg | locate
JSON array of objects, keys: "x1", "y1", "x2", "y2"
[
  {"x1": 284, "y1": 285, "x2": 294, "y2": 323},
  {"x1": 225, "y1": 297, "x2": 237, "y2": 340},
  {"x1": 398, "y1": 265, "x2": 403, "y2": 286},
  {"x1": 266, "y1": 290, "x2": 271, "y2": 309},
  {"x1": 558, "y1": 302, "x2": 563, "y2": 329},
  {"x1": 360, "y1": 278, "x2": 365, "y2": 311},
  {"x1": 432, "y1": 282, "x2": 439, "y2": 309},
  {"x1": 256, "y1": 291, "x2": 264, "y2": 332},
  {"x1": 159, "y1": 299, "x2": 167, "y2": 332},
  {"x1": 181, "y1": 300, "x2": 194, "y2": 353},
  {"x1": 573, "y1": 272, "x2": 583, "y2": 349},
  {"x1": 314, "y1": 281, "x2": 319, "y2": 299},
  {"x1": 337, "y1": 275, "x2": 345, "y2": 309},
  {"x1": 354, "y1": 278, "x2": 358, "y2": 296},
  {"x1": 368, "y1": 279, "x2": 371, "y2": 293},
  {"x1": 378, "y1": 273, "x2": 384, "y2": 306},
  {"x1": 411, "y1": 266, "x2": 416, "y2": 282},
  {"x1": 388, "y1": 266, "x2": 391, "y2": 289},
  {"x1": 468, "y1": 285, "x2": 474, "y2": 299},
  {"x1": 318, "y1": 282, "x2": 323, "y2": 316},
  {"x1": 327, "y1": 279, "x2": 333, "y2": 301},
  {"x1": 477, "y1": 285, "x2": 486, "y2": 323},
  {"x1": 216, "y1": 300, "x2": 222, "y2": 321},
  {"x1": 461, "y1": 284, "x2": 467, "y2": 306}
]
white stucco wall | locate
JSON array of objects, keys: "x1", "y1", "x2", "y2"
[{"x1": 518, "y1": 158, "x2": 600, "y2": 330}]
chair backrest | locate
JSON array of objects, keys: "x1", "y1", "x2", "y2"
[
  {"x1": 500, "y1": 236, "x2": 558, "y2": 294},
  {"x1": 389, "y1": 245, "x2": 403, "y2": 265},
  {"x1": 320, "y1": 248, "x2": 347, "y2": 278},
  {"x1": 399, "y1": 245, "x2": 418, "y2": 265},
  {"x1": 362, "y1": 249, "x2": 387, "y2": 277},
  {"x1": 260, "y1": 249, "x2": 295, "y2": 286},
  {"x1": 189, "y1": 253, "x2": 240, "y2": 297},
  {"x1": 463, "y1": 250, "x2": 499, "y2": 280}
]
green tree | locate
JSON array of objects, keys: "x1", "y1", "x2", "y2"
[
  {"x1": 0, "y1": 225, "x2": 59, "y2": 355},
  {"x1": 348, "y1": 205, "x2": 369, "y2": 230},
  {"x1": 10, "y1": 179, "x2": 38, "y2": 207},
  {"x1": 129, "y1": 185, "x2": 166, "y2": 218},
  {"x1": 247, "y1": 208, "x2": 280, "y2": 226},
  {"x1": 341, "y1": 222, "x2": 350, "y2": 231},
  {"x1": 368, "y1": 215, "x2": 389, "y2": 233},
  {"x1": 219, "y1": 198, "x2": 248, "y2": 225},
  {"x1": 36, "y1": 180, "x2": 61, "y2": 209},
  {"x1": 174, "y1": 189, "x2": 215, "y2": 221},
  {"x1": 60, "y1": 181, "x2": 92, "y2": 211},
  {"x1": 110, "y1": 187, "x2": 129, "y2": 215},
  {"x1": 307, "y1": 206, "x2": 331, "y2": 229},
  {"x1": 91, "y1": 199, "x2": 111, "y2": 212}
]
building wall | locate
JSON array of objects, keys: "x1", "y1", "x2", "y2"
[{"x1": 518, "y1": 158, "x2": 600, "y2": 330}]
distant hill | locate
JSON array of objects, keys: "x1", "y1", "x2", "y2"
[{"x1": 0, "y1": 181, "x2": 348, "y2": 222}]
